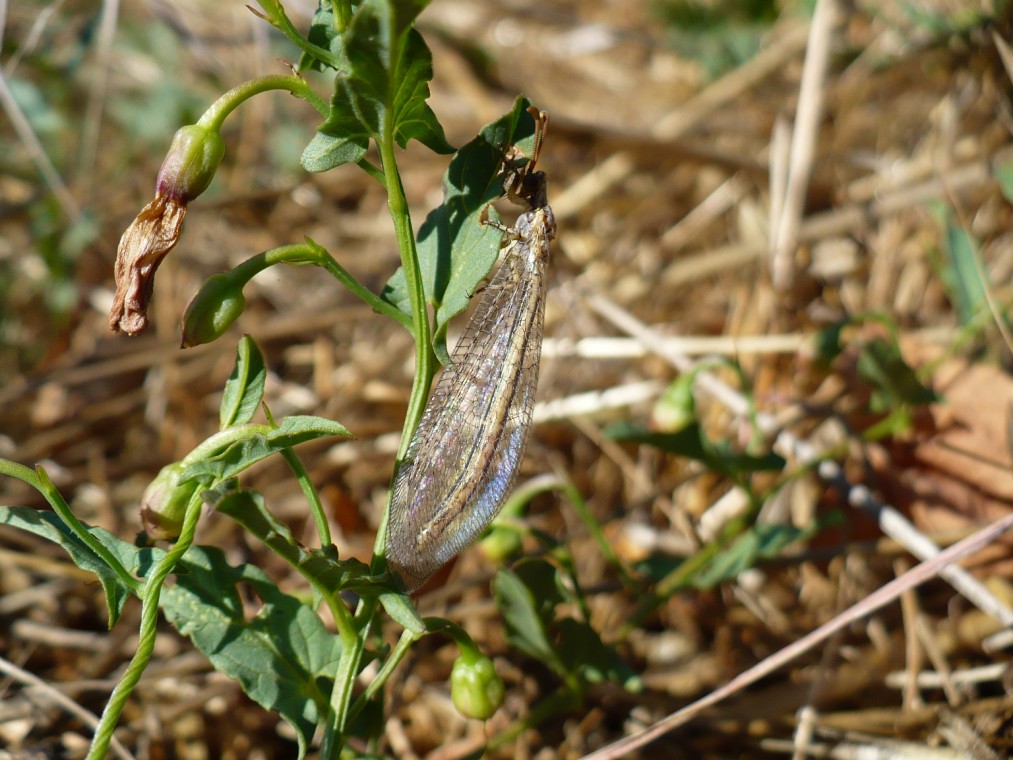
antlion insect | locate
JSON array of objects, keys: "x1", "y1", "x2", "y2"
[{"x1": 386, "y1": 108, "x2": 556, "y2": 591}]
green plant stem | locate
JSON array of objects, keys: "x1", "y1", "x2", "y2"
[
  {"x1": 200, "y1": 75, "x2": 328, "y2": 129},
  {"x1": 371, "y1": 132, "x2": 437, "y2": 563},
  {"x1": 301, "y1": 240, "x2": 411, "y2": 327},
  {"x1": 319, "y1": 632, "x2": 364, "y2": 760},
  {"x1": 330, "y1": 0, "x2": 351, "y2": 31},
  {"x1": 319, "y1": 595, "x2": 361, "y2": 757},
  {"x1": 560, "y1": 479, "x2": 637, "y2": 590},
  {"x1": 380, "y1": 141, "x2": 436, "y2": 447},
  {"x1": 421, "y1": 617, "x2": 478, "y2": 653},
  {"x1": 85, "y1": 490, "x2": 205, "y2": 760},
  {"x1": 351, "y1": 627, "x2": 420, "y2": 715},
  {"x1": 322, "y1": 121, "x2": 439, "y2": 759},
  {"x1": 0, "y1": 460, "x2": 141, "y2": 595},
  {"x1": 279, "y1": 448, "x2": 332, "y2": 546},
  {"x1": 252, "y1": 2, "x2": 345, "y2": 70},
  {"x1": 193, "y1": 74, "x2": 382, "y2": 180},
  {"x1": 216, "y1": 479, "x2": 364, "y2": 758},
  {"x1": 231, "y1": 242, "x2": 410, "y2": 328}
]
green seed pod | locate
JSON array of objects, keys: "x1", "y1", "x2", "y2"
[
  {"x1": 180, "y1": 272, "x2": 247, "y2": 348},
  {"x1": 479, "y1": 524, "x2": 523, "y2": 564},
  {"x1": 450, "y1": 651, "x2": 504, "y2": 720},
  {"x1": 651, "y1": 372, "x2": 697, "y2": 433},
  {"x1": 140, "y1": 461, "x2": 198, "y2": 540}
]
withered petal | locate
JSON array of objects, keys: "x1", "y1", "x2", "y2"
[{"x1": 108, "y1": 194, "x2": 187, "y2": 335}]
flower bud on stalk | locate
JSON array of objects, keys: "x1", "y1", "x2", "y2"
[
  {"x1": 450, "y1": 651, "x2": 505, "y2": 720},
  {"x1": 651, "y1": 371, "x2": 697, "y2": 433},
  {"x1": 140, "y1": 461, "x2": 199, "y2": 540},
  {"x1": 180, "y1": 271, "x2": 248, "y2": 348},
  {"x1": 109, "y1": 124, "x2": 225, "y2": 336}
]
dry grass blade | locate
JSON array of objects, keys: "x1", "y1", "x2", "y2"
[{"x1": 769, "y1": 0, "x2": 836, "y2": 290}]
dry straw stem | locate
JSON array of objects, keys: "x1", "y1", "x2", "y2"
[
  {"x1": 763, "y1": 733, "x2": 988, "y2": 759},
  {"x1": 583, "y1": 510, "x2": 1013, "y2": 759},
  {"x1": 658, "y1": 157, "x2": 991, "y2": 289},
  {"x1": 542, "y1": 333, "x2": 806, "y2": 359},
  {"x1": 768, "y1": 0, "x2": 837, "y2": 291},
  {"x1": 533, "y1": 380, "x2": 662, "y2": 424},
  {"x1": 883, "y1": 662, "x2": 1010, "y2": 691},
  {"x1": 660, "y1": 173, "x2": 749, "y2": 253}
]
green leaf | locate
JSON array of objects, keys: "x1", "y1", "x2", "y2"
[
  {"x1": 220, "y1": 336, "x2": 267, "y2": 429},
  {"x1": 180, "y1": 416, "x2": 352, "y2": 485},
  {"x1": 606, "y1": 421, "x2": 785, "y2": 479},
  {"x1": 0, "y1": 501, "x2": 344, "y2": 755},
  {"x1": 0, "y1": 506, "x2": 135, "y2": 625},
  {"x1": 301, "y1": 0, "x2": 451, "y2": 173},
  {"x1": 654, "y1": 0, "x2": 778, "y2": 79},
  {"x1": 494, "y1": 560, "x2": 636, "y2": 691},
  {"x1": 213, "y1": 489, "x2": 383, "y2": 595},
  {"x1": 856, "y1": 337, "x2": 938, "y2": 412},
  {"x1": 299, "y1": 0, "x2": 344, "y2": 72},
  {"x1": 493, "y1": 567, "x2": 563, "y2": 672},
  {"x1": 995, "y1": 161, "x2": 1013, "y2": 205},
  {"x1": 388, "y1": 28, "x2": 452, "y2": 153},
  {"x1": 379, "y1": 592, "x2": 426, "y2": 634},
  {"x1": 692, "y1": 522, "x2": 810, "y2": 588},
  {"x1": 157, "y1": 545, "x2": 342, "y2": 757},
  {"x1": 938, "y1": 214, "x2": 989, "y2": 326},
  {"x1": 555, "y1": 618, "x2": 640, "y2": 690},
  {"x1": 813, "y1": 320, "x2": 846, "y2": 365},
  {"x1": 302, "y1": 127, "x2": 370, "y2": 173},
  {"x1": 382, "y1": 98, "x2": 538, "y2": 357}
]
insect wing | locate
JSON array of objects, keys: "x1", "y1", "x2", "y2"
[{"x1": 387, "y1": 231, "x2": 549, "y2": 590}]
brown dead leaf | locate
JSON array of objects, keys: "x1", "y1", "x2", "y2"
[{"x1": 896, "y1": 361, "x2": 1013, "y2": 574}]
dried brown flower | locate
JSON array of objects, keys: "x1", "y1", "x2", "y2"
[
  {"x1": 108, "y1": 194, "x2": 187, "y2": 335},
  {"x1": 108, "y1": 124, "x2": 224, "y2": 335}
]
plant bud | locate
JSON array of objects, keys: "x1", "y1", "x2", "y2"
[
  {"x1": 157, "y1": 125, "x2": 226, "y2": 202},
  {"x1": 140, "y1": 462, "x2": 199, "y2": 540},
  {"x1": 651, "y1": 372, "x2": 697, "y2": 433},
  {"x1": 450, "y1": 651, "x2": 504, "y2": 720},
  {"x1": 479, "y1": 522, "x2": 522, "y2": 564},
  {"x1": 109, "y1": 124, "x2": 226, "y2": 335},
  {"x1": 180, "y1": 272, "x2": 247, "y2": 348}
]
